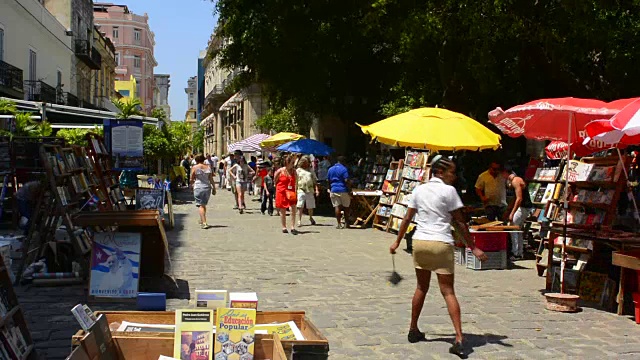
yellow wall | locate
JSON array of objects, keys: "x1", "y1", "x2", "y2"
[{"x1": 115, "y1": 75, "x2": 137, "y2": 99}]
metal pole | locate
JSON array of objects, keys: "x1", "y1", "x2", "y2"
[{"x1": 560, "y1": 112, "x2": 573, "y2": 294}]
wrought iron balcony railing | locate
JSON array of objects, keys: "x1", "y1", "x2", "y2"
[
  {"x1": 74, "y1": 40, "x2": 102, "y2": 70},
  {"x1": 0, "y1": 60, "x2": 24, "y2": 97},
  {"x1": 24, "y1": 80, "x2": 57, "y2": 103}
]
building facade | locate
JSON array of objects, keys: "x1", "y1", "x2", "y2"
[
  {"x1": 153, "y1": 74, "x2": 170, "y2": 119},
  {"x1": 196, "y1": 50, "x2": 205, "y2": 123},
  {"x1": 93, "y1": 3, "x2": 156, "y2": 114},
  {"x1": 199, "y1": 32, "x2": 267, "y2": 157},
  {"x1": 0, "y1": 0, "x2": 73, "y2": 103},
  {"x1": 90, "y1": 26, "x2": 117, "y2": 111},
  {"x1": 43, "y1": 0, "x2": 100, "y2": 108},
  {"x1": 185, "y1": 75, "x2": 197, "y2": 118},
  {"x1": 115, "y1": 75, "x2": 136, "y2": 98}
]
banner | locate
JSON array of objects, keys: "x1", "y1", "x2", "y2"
[{"x1": 108, "y1": 120, "x2": 144, "y2": 171}]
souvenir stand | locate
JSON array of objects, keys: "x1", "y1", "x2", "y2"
[{"x1": 70, "y1": 310, "x2": 329, "y2": 360}]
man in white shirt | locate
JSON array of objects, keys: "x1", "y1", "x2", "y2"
[
  {"x1": 317, "y1": 156, "x2": 331, "y2": 182},
  {"x1": 475, "y1": 162, "x2": 507, "y2": 221}
]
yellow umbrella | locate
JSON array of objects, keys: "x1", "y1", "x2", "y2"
[
  {"x1": 357, "y1": 107, "x2": 501, "y2": 151},
  {"x1": 260, "y1": 132, "x2": 305, "y2": 148}
]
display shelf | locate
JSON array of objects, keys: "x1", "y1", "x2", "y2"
[{"x1": 0, "y1": 255, "x2": 35, "y2": 359}]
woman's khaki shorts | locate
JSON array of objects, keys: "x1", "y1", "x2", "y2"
[{"x1": 412, "y1": 240, "x2": 455, "y2": 274}]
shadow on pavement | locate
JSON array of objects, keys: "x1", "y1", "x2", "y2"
[
  {"x1": 428, "y1": 332, "x2": 511, "y2": 358},
  {"x1": 140, "y1": 275, "x2": 190, "y2": 300}
]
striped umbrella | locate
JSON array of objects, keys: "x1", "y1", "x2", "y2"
[{"x1": 227, "y1": 133, "x2": 270, "y2": 153}]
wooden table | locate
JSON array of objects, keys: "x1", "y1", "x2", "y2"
[{"x1": 350, "y1": 190, "x2": 381, "y2": 228}]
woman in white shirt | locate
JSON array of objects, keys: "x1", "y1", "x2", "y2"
[{"x1": 390, "y1": 156, "x2": 487, "y2": 358}]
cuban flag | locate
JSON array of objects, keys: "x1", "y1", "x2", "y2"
[{"x1": 80, "y1": 194, "x2": 100, "y2": 210}]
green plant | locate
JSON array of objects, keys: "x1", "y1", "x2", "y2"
[
  {"x1": 112, "y1": 97, "x2": 144, "y2": 119},
  {"x1": 0, "y1": 99, "x2": 17, "y2": 115},
  {"x1": 56, "y1": 126, "x2": 103, "y2": 146}
]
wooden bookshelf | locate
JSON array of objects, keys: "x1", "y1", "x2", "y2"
[
  {"x1": 373, "y1": 160, "x2": 403, "y2": 231},
  {"x1": 85, "y1": 133, "x2": 126, "y2": 211},
  {"x1": 0, "y1": 255, "x2": 35, "y2": 359},
  {"x1": 387, "y1": 150, "x2": 430, "y2": 233}
]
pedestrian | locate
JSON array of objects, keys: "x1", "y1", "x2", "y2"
[
  {"x1": 261, "y1": 167, "x2": 275, "y2": 216},
  {"x1": 318, "y1": 155, "x2": 331, "y2": 179},
  {"x1": 327, "y1": 155, "x2": 351, "y2": 229},
  {"x1": 248, "y1": 156, "x2": 257, "y2": 195},
  {"x1": 181, "y1": 155, "x2": 191, "y2": 186},
  {"x1": 190, "y1": 154, "x2": 216, "y2": 229},
  {"x1": 217, "y1": 157, "x2": 226, "y2": 189},
  {"x1": 389, "y1": 155, "x2": 487, "y2": 358},
  {"x1": 224, "y1": 154, "x2": 234, "y2": 190},
  {"x1": 275, "y1": 155, "x2": 298, "y2": 234},
  {"x1": 230, "y1": 156, "x2": 254, "y2": 214},
  {"x1": 296, "y1": 156, "x2": 319, "y2": 227},
  {"x1": 502, "y1": 166, "x2": 533, "y2": 261},
  {"x1": 475, "y1": 161, "x2": 507, "y2": 221}
]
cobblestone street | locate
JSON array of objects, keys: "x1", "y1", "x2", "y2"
[{"x1": 13, "y1": 189, "x2": 640, "y2": 359}]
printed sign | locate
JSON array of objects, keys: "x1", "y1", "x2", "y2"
[
  {"x1": 110, "y1": 120, "x2": 143, "y2": 171},
  {"x1": 135, "y1": 188, "x2": 165, "y2": 216}
]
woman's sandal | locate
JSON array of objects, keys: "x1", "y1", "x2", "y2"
[{"x1": 407, "y1": 329, "x2": 426, "y2": 343}]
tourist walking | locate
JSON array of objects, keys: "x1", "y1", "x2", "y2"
[
  {"x1": 275, "y1": 155, "x2": 298, "y2": 234},
  {"x1": 217, "y1": 158, "x2": 226, "y2": 189},
  {"x1": 230, "y1": 156, "x2": 254, "y2": 214},
  {"x1": 261, "y1": 167, "x2": 275, "y2": 215},
  {"x1": 296, "y1": 156, "x2": 319, "y2": 226},
  {"x1": 181, "y1": 156, "x2": 191, "y2": 185},
  {"x1": 389, "y1": 155, "x2": 487, "y2": 358},
  {"x1": 317, "y1": 156, "x2": 331, "y2": 184},
  {"x1": 190, "y1": 154, "x2": 216, "y2": 229},
  {"x1": 327, "y1": 155, "x2": 351, "y2": 228}
]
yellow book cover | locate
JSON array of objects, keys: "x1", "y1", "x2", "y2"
[
  {"x1": 255, "y1": 321, "x2": 305, "y2": 341},
  {"x1": 214, "y1": 308, "x2": 256, "y2": 360},
  {"x1": 173, "y1": 309, "x2": 213, "y2": 360}
]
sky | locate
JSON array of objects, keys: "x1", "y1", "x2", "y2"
[{"x1": 117, "y1": 0, "x2": 218, "y2": 120}]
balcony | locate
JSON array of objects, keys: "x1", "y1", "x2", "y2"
[
  {"x1": 24, "y1": 80, "x2": 57, "y2": 103},
  {"x1": 0, "y1": 60, "x2": 24, "y2": 98},
  {"x1": 74, "y1": 40, "x2": 102, "y2": 70},
  {"x1": 65, "y1": 92, "x2": 79, "y2": 107}
]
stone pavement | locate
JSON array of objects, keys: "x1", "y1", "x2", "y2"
[{"x1": 12, "y1": 188, "x2": 640, "y2": 359}]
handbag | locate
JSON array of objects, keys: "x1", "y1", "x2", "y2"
[{"x1": 286, "y1": 190, "x2": 297, "y2": 202}]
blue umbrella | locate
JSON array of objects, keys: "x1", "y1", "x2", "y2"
[{"x1": 276, "y1": 138, "x2": 335, "y2": 156}]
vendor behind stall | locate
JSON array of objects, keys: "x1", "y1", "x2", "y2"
[
  {"x1": 503, "y1": 166, "x2": 532, "y2": 261},
  {"x1": 475, "y1": 161, "x2": 507, "y2": 221},
  {"x1": 16, "y1": 180, "x2": 42, "y2": 234}
]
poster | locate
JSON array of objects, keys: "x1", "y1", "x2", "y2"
[
  {"x1": 110, "y1": 120, "x2": 143, "y2": 171},
  {"x1": 135, "y1": 188, "x2": 165, "y2": 216},
  {"x1": 89, "y1": 232, "x2": 140, "y2": 298}
]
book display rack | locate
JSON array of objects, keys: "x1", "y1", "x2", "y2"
[
  {"x1": 86, "y1": 133, "x2": 126, "y2": 211},
  {"x1": 373, "y1": 160, "x2": 403, "y2": 231},
  {"x1": 0, "y1": 254, "x2": 35, "y2": 359},
  {"x1": 0, "y1": 137, "x2": 14, "y2": 229},
  {"x1": 528, "y1": 156, "x2": 631, "y2": 297},
  {"x1": 361, "y1": 156, "x2": 390, "y2": 191}
]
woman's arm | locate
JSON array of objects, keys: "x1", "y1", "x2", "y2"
[
  {"x1": 189, "y1": 167, "x2": 196, "y2": 186},
  {"x1": 508, "y1": 181, "x2": 524, "y2": 223},
  {"x1": 389, "y1": 208, "x2": 417, "y2": 253}
]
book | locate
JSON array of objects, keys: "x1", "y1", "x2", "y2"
[
  {"x1": 71, "y1": 304, "x2": 96, "y2": 331},
  {"x1": 214, "y1": 308, "x2": 256, "y2": 360},
  {"x1": 229, "y1": 292, "x2": 258, "y2": 310},
  {"x1": 527, "y1": 183, "x2": 541, "y2": 201},
  {"x1": 173, "y1": 309, "x2": 214, "y2": 360},
  {"x1": 82, "y1": 314, "x2": 116, "y2": 360},
  {"x1": 563, "y1": 160, "x2": 594, "y2": 182},
  {"x1": 255, "y1": 321, "x2": 304, "y2": 341},
  {"x1": 117, "y1": 321, "x2": 174, "y2": 333},
  {"x1": 541, "y1": 184, "x2": 556, "y2": 203},
  {"x1": 195, "y1": 290, "x2": 228, "y2": 311}
]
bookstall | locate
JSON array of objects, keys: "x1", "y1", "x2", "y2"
[
  {"x1": 0, "y1": 252, "x2": 36, "y2": 358},
  {"x1": 70, "y1": 310, "x2": 329, "y2": 360},
  {"x1": 349, "y1": 155, "x2": 391, "y2": 228},
  {"x1": 523, "y1": 154, "x2": 640, "y2": 315},
  {"x1": 373, "y1": 159, "x2": 403, "y2": 231}
]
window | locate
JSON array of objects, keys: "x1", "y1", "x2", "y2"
[
  {"x1": 0, "y1": 28, "x2": 4, "y2": 61},
  {"x1": 28, "y1": 50, "x2": 36, "y2": 81},
  {"x1": 112, "y1": 27, "x2": 119, "y2": 39},
  {"x1": 118, "y1": 90, "x2": 130, "y2": 97},
  {"x1": 135, "y1": 81, "x2": 140, "y2": 98},
  {"x1": 134, "y1": 55, "x2": 141, "y2": 68},
  {"x1": 134, "y1": 28, "x2": 141, "y2": 42},
  {"x1": 115, "y1": 52, "x2": 120, "y2": 66}
]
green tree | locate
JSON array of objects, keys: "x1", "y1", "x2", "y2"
[
  {"x1": 167, "y1": 121, "x2": 193, "y2": 157},
  {"x1": 56, "y1": 126, "x2": 103, "y2": 146},
  {"x1": 112, "y1": 97, "x2": 144, "y2": 119},
  {"x1": 192, "y1": 126, "x2": 204, "y2": 154}
]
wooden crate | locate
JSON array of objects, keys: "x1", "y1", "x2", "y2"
[
  {"x1": 70, "y1": 331, "x2": 286, "y2": 360},
  {"x1": 71, "y1": 311, "x2": 329, "y2": 359}
]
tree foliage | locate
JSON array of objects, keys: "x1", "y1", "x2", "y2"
[
  {"x1": 192, "y1": 126, "x2": 204, "y2": 154},
  {"x1": 214, "y1": 0, "x2": 640, "y2": 123},
  {"x1": 57, "y1": 127, "x2": 103, "y2": 147},
  {"x1": 143, "y1": 121, "x2": 193, "y2": 160},
  {"x1": 112, "y1": 97, "x2": 144, "y2": 119},
  {"x1": 0, "y1": 99, "x2": 52, "y2": 138},
  {"x1": 255, "y1": 104, "x2": 298, "y2": 133}
]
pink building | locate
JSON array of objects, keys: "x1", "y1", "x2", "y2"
[{"x1": 93, "y1": 3, "x2": 157, "y2": 114}]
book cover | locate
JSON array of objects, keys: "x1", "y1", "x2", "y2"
[
  {"x1": 255, "y1": 321, "x2": 305, "y2": 341},
  {"x1": 174, "y1": 309, "x2": 214, "y2": 360},
  {"x1": 527, "y1": 183, "x2": 540, "y2": 201},
  {"x1": 541, "y1": 184, "x2": 556, "y2": 203},
  {"x1": 82, "y1": 314, "x2": 116, "y2": 360},
  {"x1": 195, "y1": 290, "x2": 228, "y2": 311},
  {"x1": 563, "y1": 160, "x2": 594, "y2": 182},
  {"x1": 533, "y1": 187, "x2": 546, "y2": 203},
  {"x1": 229, "y1": 292, "x2": 258, "y2": 310},
  {"x1": 71, "y1": 304, "x2": 95, "y2": 331},
  {"x1": 89, "y1": 232, "x2": 140, "y2": 299},
  {"x1": 214, "y1": 308, "x2": 256, "y2": 360}
]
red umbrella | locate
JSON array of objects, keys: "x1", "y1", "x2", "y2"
[
  {"x1": 545, "y1": 140, "x2": 624, "y2": 160},
  {"x1": 586, "y1": 98, "x2": 640, "y2": 145},
  {"x1": 489, "y1": 97, "x2": 638, "y2": 146}
]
